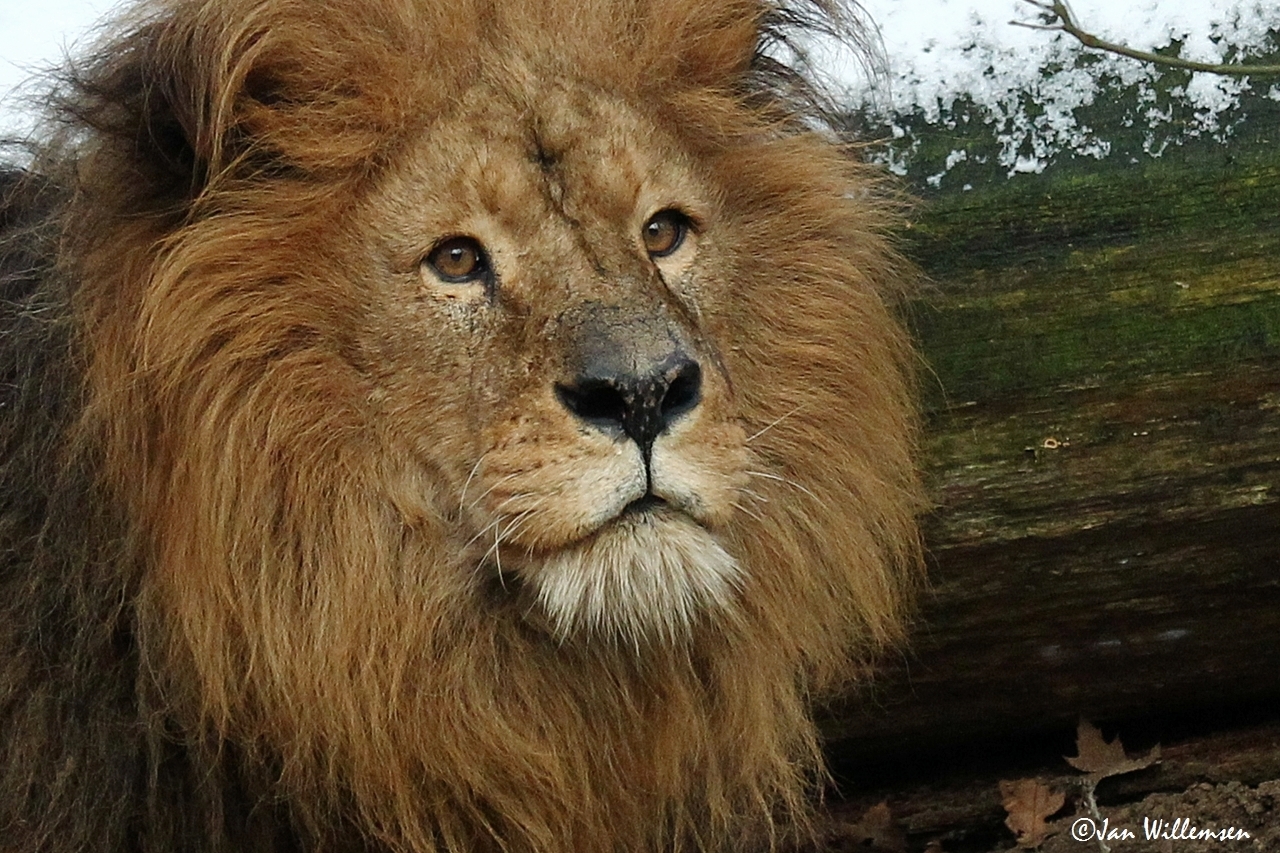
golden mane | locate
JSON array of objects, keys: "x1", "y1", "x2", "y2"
[{"x1": 0, "y1": 0, "x2": 923, "y2": 850}]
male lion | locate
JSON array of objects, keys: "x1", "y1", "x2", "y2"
[{"x1": 0, "y1": 0, "x2": 922, "y2": 850}]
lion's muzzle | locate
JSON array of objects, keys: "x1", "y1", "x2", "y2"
[{"x1": 553, "y1": 301, "x2": 704, "y2": 462}]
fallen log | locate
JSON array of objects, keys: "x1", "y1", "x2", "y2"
[{"x1": 822, "y1": 148, "x2": 1280, "y2": 760}]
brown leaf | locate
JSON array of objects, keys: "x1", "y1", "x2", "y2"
[
  {"x1": 999, "y1": 778, "x2": 1065, "y2": 849},
  {"x1": 1065, "y1": 719, "x2": 1160, "y2": 782},
  {"x1": 831, "y1": 801, "x2": 907, "y2": 853}
]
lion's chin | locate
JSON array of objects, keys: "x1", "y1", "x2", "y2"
[{"x1": 522, "y1": 507, "x2": 743, "y2": 645}]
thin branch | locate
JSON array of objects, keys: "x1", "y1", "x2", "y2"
[
  {"x1": 1013, "y1": 0, "x2": 1280, "y2": 78},
  {"x1": 1079, "y1": 779, "x2": 1111, "y2": 853}
]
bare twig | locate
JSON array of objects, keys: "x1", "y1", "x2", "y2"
[
  {"x1": 1079, "y1": 778, "x2": 1111, "y2": 853},
  {"x1": 1013, "y1": 0, "x2": 1280, "y2": 77}
]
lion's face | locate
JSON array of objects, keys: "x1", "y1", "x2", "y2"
[
  {"x1": 63, "y1": 0, "x2": 922, "y2": 845},
  {"x1": 355, "y1": 79, "x2": 753, "y2": 642}
]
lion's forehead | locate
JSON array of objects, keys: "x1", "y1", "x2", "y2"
[{"x1": 383, "y1": 80, "x2": 709, "y2": 261}]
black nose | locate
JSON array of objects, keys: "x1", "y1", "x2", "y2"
[{"x1": 556, "y1": 355, "x2": 702, "y2": 454}]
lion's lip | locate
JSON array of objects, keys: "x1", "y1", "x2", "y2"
[
  {"x1": 620, "y1": 494, "x2": 668, "y2": 516},
  {"x1": 481, "y1": 484, "x2": 712, "y2": 566},
  {"x1": 600, "y1": 495, "x2": 714, "y2": 539},
  {"x1": 492, "y1": 500, "x2": 678, "y2": 567},
  {"x1": 573, "y1": 495, "x2": 691, "y2": 547}
]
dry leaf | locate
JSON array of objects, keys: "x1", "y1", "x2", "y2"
[
  {"x1": 1065, "y1": 719, "x2": 1160, "y2": 782},
  {"x1": 831, "y1": 801, "x2": 907, "y2": 853},
  {"x1": 999, "y1": 778, "x2": 1065, "y2": 849}
]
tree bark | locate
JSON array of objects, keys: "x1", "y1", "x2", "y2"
[{"x1": 822, "y1": 153, "x2": 1280, "y2": 756}]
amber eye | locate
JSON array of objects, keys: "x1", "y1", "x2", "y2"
[
  {"x1": 642, "y1": 210, "x2": 689, "y2": 258},
  {"x1": 425, "y1": 236, "x2": 488, "y2": 282}
]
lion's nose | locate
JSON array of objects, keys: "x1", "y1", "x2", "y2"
[{"x1": 556, "y1": 355, "x2": 702, "y2": 455}]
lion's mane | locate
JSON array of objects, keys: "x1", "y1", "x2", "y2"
[{"x1": 0, "y1": 0, "x2": 922, "y2": 850}]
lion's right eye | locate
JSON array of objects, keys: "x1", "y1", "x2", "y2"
[
  {"x1": 642, "y1": 210, "x2": 689, "y2": 259},
  {"x1": 424, "y1": 236, "x2": 488, "y2": 282}
]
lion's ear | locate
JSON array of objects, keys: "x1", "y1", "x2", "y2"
[
  {"x1": 639, "y1": 0, "x2": 766, "y2": 89},
  {"x1": 137, "y1": 0, "x2": 472, "y2": 182}
]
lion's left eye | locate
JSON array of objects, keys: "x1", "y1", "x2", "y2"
[
  {"x1": 642, "y1": 210, "x2": 690, "y2": 258},
  {"x1": 424, "y1": 236, "x2": 488, "y2": 282}
]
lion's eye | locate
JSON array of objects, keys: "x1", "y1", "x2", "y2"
[
  {"x1": 425, "y1": 236, "x2": 488, "y2": 282},
  {"x1": 642, "y1": 210, "x2": 689, "y2": 258}
]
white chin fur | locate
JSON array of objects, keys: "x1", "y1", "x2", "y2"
[{"x1": 531, "y1": 512, "x2": 742, "y2": 645}]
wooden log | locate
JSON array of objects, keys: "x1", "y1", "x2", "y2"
[{"x1": 821, "y1": 145, "x2": 1280, "y2": 756}]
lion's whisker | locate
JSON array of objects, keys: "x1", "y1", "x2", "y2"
[
  {"x1": 497, "y1": 506, "x2": 543, "y2": 555},
  {"x1": 462, "y1": 518, "x2": 503, "y2": 551},
  {"x1": 493, "y1": 521, "x2": 503, "y2": 586},
  {"x1": 745, "y1": 469, "x2": 821, "y2": 503},
  {"x1": 466, "y1": 473, "x2": 520, "y2": 512},
  {"x1": 476, "y1": 500, "x2": 543, "y2": 561},
  {"x1": 475, "y1": 505, "x2": 541, "y2": 585},
  {"x1": 745, "y1": 404, "x2": 805, "y2": 443},
  {"x1": 490, "y1": 492, "x2": 536, "y2": 512},
  {"x1": 458, "y1": 454, "x2": 488, "y2": 514},
  {"x1": 461, "y1": 493, "x2": 538, "y2": 551}
]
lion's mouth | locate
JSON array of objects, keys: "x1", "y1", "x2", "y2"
[
  {"x1": 620, "y1": 493, "x2": 668, "y2": 517},
  {"x1": 467, "y1": 478, "x2": 740, "y2": 642},
  {"x1": 601, "y1": 490, "x2": 719, "y2": 546},
  {"x1": 577, "y1": 494, "x2": 691, "y2": 550}
]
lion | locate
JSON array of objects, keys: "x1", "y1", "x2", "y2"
[{"x1": 0, "y1": 0, "x2": 923, "y2": 850}]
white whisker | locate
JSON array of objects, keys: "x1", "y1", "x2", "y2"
[
  {"x1": 458, "y1": 454, "x2": 487, "y2": 514},
  {"x1": 746, "y1": 469, "x2": 820, "y2": 502},
  {"x1": 493, "y1": 522, "x2": 502, "y2": 583},
  {"x1": 466, "y1": 472, "x2": 519, "y2": 512},
  {"x1": 498, "y1": 506, "x2": 539, "y2": 545},
  {"x1": 476, "y1": 503, "x2": 542, "y2": 575},
  {"x1": 461, "y1": 493, "x2": 537, "y2": 551},
  {"x1": 745, "y1": 405, "x2": 804, "y2": 443},
  {"x1": 463, "y1": 517, "x2": 502, "y2": 551}
]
